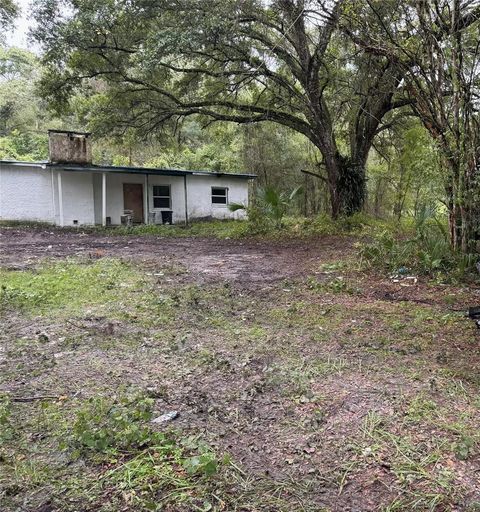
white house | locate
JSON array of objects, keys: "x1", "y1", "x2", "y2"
[{"x1": 0, "y1": 130, "x2": 255, "y2": 226}]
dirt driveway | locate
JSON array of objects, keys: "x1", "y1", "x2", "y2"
[
  {"x1": 0, "y1": 226, "x2": 352, "y2": 285},
  {"x1": 1, "y1": 226, "x2": 479, "y2": 512}
]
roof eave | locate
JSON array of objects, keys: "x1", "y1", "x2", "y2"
[{"x1": 0, "y1": 160, "x2": 257, "y2": 179}]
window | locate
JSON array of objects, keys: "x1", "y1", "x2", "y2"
[
  {"x1": 212, "y1": 187, "x2": 228, "y2": 205},
  {"x1": 153, "y1": 185, "x2": 171, "y2": 209}
]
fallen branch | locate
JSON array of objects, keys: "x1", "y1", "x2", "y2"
[{"x1": 11, "y1": 395, "x2": 60, "y2": 402}]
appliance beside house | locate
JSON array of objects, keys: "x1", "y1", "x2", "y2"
[{"x1": 0, "y1": 130, "x2": 256, "y2": 226}]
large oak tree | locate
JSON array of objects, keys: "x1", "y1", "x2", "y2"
[{"x1": 32, "y1": 0, "x2": 411, "y2": 217}]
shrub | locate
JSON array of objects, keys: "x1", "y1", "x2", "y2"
[
  {"x1": 229, "y1": 185, "x2": 302, "y2": 231},
  {"x1": 359, "y1": 209, "x2": 478, "y2": 278}
]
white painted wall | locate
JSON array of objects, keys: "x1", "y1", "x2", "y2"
[
  {"x1": 1, "y1": 163, "x2": 251, "y2": 226},
  {"x1": 148, "y1": 175, "x2": 186, "y2": 223},
  {"x1": 58, "y1": 171, "x2": 95, "y2": 225},
  {"x1": 186, "y1": 175, "x2": 249, "y2": 220},
  {"x1": 0, "y1": 163, "x2": 54, "y2": 223},
  {"x1": 91, "y1": 172, "x2": 184, "y2": 225},
  {"x1": 92, "y1": 172, "x2": 250, "y2": 224}
]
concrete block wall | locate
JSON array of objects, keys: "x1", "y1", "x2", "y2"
[
  {"x1": 185, "y1": 175, "x2": 248, "y2": 220},
  {"x1": 0, "y1": 163, "x2": 55, "y2": 223},
  {"x1": 58, "y1": 171, "x2": 95, "y2": 225},
  {"x1": 1, "y1": 163, "x2": 251, "y2": 226}
]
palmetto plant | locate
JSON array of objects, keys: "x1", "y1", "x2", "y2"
[{"x1": 229, "y1": 185, "x2": 302, "y2": 229}]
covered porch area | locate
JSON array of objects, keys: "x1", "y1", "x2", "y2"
[{"x1": 54, "y1": 165, "x2": 190, "y2": 227}]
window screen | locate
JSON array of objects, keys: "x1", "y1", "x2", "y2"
[
  {"x1": 153, "y1": 185, "x2": 171, "y2": 208},
  {"x1": 212, "y1": 187, "x2": 228, "y2": 205}
]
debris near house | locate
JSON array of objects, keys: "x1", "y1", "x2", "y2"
[
  {"x1": 467, "y1": 306, "x2": 480, "y2": 329},
  {"x1": 389, "y1": 271, "x2": 418, "y2": 286},
  {"x1": 151, "y1": 411, "x2": 180, "y2": 424}
]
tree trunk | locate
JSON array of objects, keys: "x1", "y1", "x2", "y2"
[
  {"x1": 447, "y1": 168, "x2": 479, "y2": 254},
  {"x1": 327, "y1": 154, "x2": 367, "y2": 218}
]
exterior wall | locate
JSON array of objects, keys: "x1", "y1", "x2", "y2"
[
  {"x1": 0, "y1": 163, "x2": 55, "y2": 223},
  {"x1": 59, "y1": 171, "x2": 95, "y2": 225},
  {"x1": 186, "y1": 175, "x2": 249, "y2": 220},
  {"x1": 92, "y1": 173, "x2": 249, "y2": 225},
  {"x1": 91, "y1": 172, "x2": 188, "y2": 225},
  {"x1": 1, "y1": 163, "x2": 251, "y2": 226},
  {"x1": 93, "y1": 173, "x2": 145, "y2": 225},
  {"x1": 148, "y1": 175, "x2": 186, "y2": 223}
]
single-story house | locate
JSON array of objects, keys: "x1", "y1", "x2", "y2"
[{"x1": 0, "y1": 130, "x2": 256, "y2": 226}]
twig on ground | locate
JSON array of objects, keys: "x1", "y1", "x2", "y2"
[{"x1": 11, "y1": 395, "x2": 60, "y2": 402}]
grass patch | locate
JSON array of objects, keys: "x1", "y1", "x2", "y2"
[
  {"x1": 0, "y1": 258, "x2": 147, "y2": 316},
  {"x1": 1, "y1": 228, "x2": 479, "y2": 511},
  {"x1": 359, "y1": 412, "x2": 459, "y2": 511},
  {"x1": 1, "y1": 213, "x2": 400, "y2": 241},
  {"x1": 1, "y1": 390, "x2": 232, "y2": 511},
  {"x1": 99, "y1": 219, "x2": 250, "y2": 239}
]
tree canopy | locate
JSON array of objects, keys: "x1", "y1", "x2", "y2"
[
  {"x1": 32, "y1": 0, "x2": 416, "y2": 217},
  {"x1": 0, "y1": 0, "x2": 18, "y2": 33}
]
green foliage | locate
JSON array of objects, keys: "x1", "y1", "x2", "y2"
[
  {"x1": 0, "y1": 258, "x2": 145, "y2": 315},
  {"x1": 0, "y1": 130, "x2": 48, "y2": 161},
  {"x1": 71, "y1": 390, "x2": 157, "y2": 453},
  {"x1": 367, "y1": 121, "x2": 443, "y2": 219},
  {"x1": 359, "y1": 209, "x2": 478, "y2": 278},
  {"x1": 180, "y1": 437, "x2": 222, "y2": 477},
  {"x1": 145, "y1": 134, "x2": 241, "y2": 173},
  {"x1": 70, "y1": 390, "x2": 224, "y2": 464},
  {"x1": 0, "y1": 0, "x2": 18, "y2": 33},
  {"x1": 359, "y1": 230, "x2": 448, "y2": 275},
  {"x1": 230, "y1": 185, "x2": 302, "y2": 231},
  {"x1": 453, "y1": 436, "x2": 475, "y2": 461},
  {"x1": 0, "y1": 46, "x2": 54, "y2": 160},
  {"x1": 68, "y1": 390, "x2": 225, "y2": 508},
  {"x1": 0, "y1": 394, "x2": 13, "y2": 443},
  {"x1": 98, "y1": 219, "x2": 250, "y2": 239},
  {"x1": 102, "y1": 437, "x2": 224, "y2": 509}
]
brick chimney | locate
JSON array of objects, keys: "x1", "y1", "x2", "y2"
[{"x1": 48, "y1": 130, "x2": 92, "y2": 164}]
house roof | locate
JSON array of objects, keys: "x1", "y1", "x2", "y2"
[{"x1": 0, "y1": 160, "x2": 257, "y2": 179}]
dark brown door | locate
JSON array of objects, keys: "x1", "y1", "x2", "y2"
[{"x1": 123, "y1": 183, "x2": 144, "y2": 223}]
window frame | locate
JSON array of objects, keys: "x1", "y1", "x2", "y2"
[
  {"x1": 211, "y1": 186, "x2": 228, "y2": 207},
  {"x1": 152, "y1": 184, "x2": 172, "y2": 210}
]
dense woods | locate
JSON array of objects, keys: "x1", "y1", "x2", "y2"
[{"x1": 1, "y1": 0, "x2": 479, "y2": 255}]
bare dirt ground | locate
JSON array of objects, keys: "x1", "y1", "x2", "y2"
[
  {"x1": 0, "y1": 226, "x2": 352, "y2": 284},
  {"x1": 1, "y1": 226, "x2": 479, "y2": 512}
]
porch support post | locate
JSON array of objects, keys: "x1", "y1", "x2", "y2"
[
  {"x1": 102, "y1": 172, "x2": 107, "y2": 227},
  {"x1": 184, "y1": 174, "x2": 189, "y2": 225},
  {"x1": 144, "y1": 174, "x2": 149, "y2": 224},
  {"x1": 57, "y1": 171, "x2": 64, "y2": 227},
  {"x1": 50, "y1": 168, "x2": 56, "y2": 224}
]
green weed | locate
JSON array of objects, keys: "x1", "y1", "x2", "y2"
[
  {"x1": 71, "y1": 390, "x2": 156, "y2": 454},
  {"x1": 0, "y1": 259, "x2": 146, "y2": 315},
  {"x1": 267, "y1": 356, "x2": 349, "y2": 398},
  {"x1": 358, "y1": 210, "x2": 479, "y2": 279},
  {"x1": 362, "y1": 422, "x2": 457, "y2": 511},
  {"x1": 0, "y1": 394, "x2": 13, "y2": 443}
]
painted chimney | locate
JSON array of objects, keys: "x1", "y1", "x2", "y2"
[{"x1": 48, "y1": 130, "x2": 92, "y2": 164}]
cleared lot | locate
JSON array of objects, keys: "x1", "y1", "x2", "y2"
[{"x1": 1, "y1": 226, "x2": 479, "y2": 511}]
